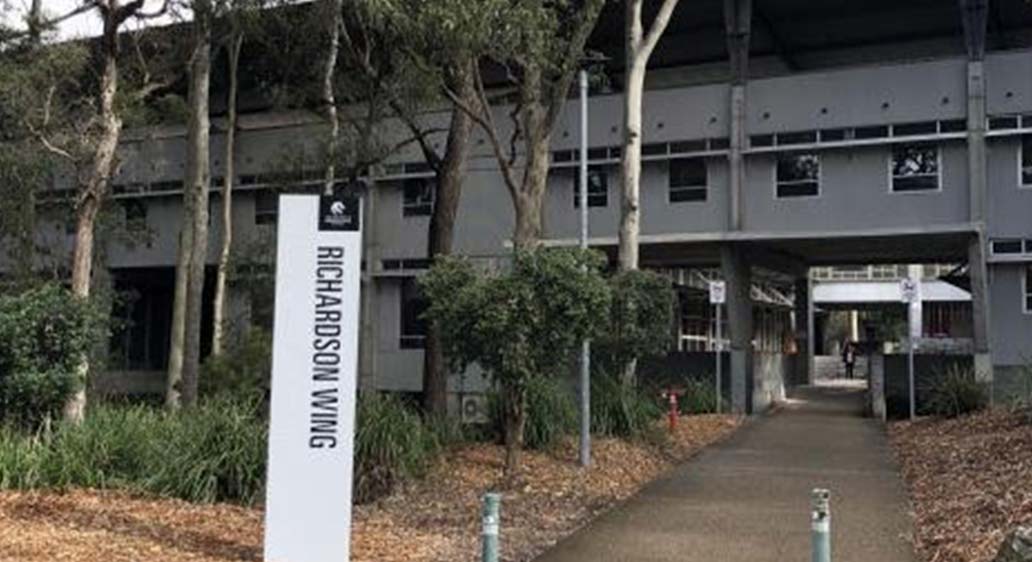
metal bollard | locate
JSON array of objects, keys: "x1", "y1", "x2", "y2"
[
  {"x1": 811, "y1": 488, "x2": 831, "y2": 562},
  {"x1": 482, "y1": 492, "x2": 501, "y2": 562}
]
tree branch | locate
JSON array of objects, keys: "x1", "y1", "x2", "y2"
[{"x1": 640, "y1": 0, "x2": 680, "y2": 64}]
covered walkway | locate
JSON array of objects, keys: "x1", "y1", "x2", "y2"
[{"x1": 534, "y1": 382, "x2": 914, "y2": 562}]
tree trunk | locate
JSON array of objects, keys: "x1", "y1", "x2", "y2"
[
  {"x1": 321, "y1": 0, "x2": 343, "y2": 194},
  {"x1": 181, "y1": 6, "x2": 213, "y2": 407},
  {"x1": 65, "y1": 19, "x2": 123, "y2": 424},
  {"x1": 166, "y1": 225, "x2": 191, "y2": 408},
  {"x1": 421, "y1": 60, "x2": 475, "y2": 416},
  {"x1": 511, "y1": 128, "x2": 550, "y2": 251},
  {"x1": 502, "y1": 380, "x2": 527, "y2": 481},
  {"x1": 212, "y1": 32, "x2": 242, "y2": 358},
  {"x1": 618, "y1": 60, "x2": 645, "y2": 272}
]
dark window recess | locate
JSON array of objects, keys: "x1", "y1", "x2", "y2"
[
  {"x1": 382, "y1": 259, "x2": 402, "y2": 270},
  {"x1": 669, "y1": 139, "x2": 707, "y2": 153},
  {"x1": 404, "y1": 161, "x2": 433, "y2": 174},
  {"x1": 891, "y1": 143, "x2": 939, "y2": 192},
  {"x1": 819, "y1": 129, "x2": 847, "y2": 142},
  {"x1": 210, "y1": 176, "x2": 225, "y2": 188},
  {"x1": 989, "y1": 116, "x2": 1020, "y2": 130},
  {"x1": 709, "y1": 137, "x2": 730, "y2": 150},
  {"x1": 854, "y1": 125, "x2": 889, "y2": 140},
  {"x1": 238, "y1": 174, "x2": 259, "y2": 185},
  {"x1": 750, "y1": 134, "x2": 774, "y2": 148},
  {"x1": 1022, "y1": 135, "x2": 1032, "y2": 186},
  {"x1": 553, "y1": 150, "x2": 574, "y2": 163},
  {"x1": 382, "y1": 164, "x2": 404, "y2": 176},
  {"x1": 587, "y1": 147, "x2": 609, "y2": 160},
  {"x1": 1025, "y1": 239, "x2": 1032, "y2": 254},
  {"x1": 776, "y1": 130, "x2": 817, "y2": 145},
  {"x1": 668, "y1": 158, "x2": 707, "y2": 203},
  {"x1": 775, "y1": 153, "x2": 820, "y2": 198},
  {"x1": 1022, "y1": 115, "x2": 1032, "y2": 129},
  {"x1": 254, "y1": 190, "x2": 278, "y2": 225},
  {"x1": 574, "y1": 166, "x2": 608, "y2": 208},
  {"x1": 939, "y1": 119, "x2": 967, "y2": 133},
  {"x1": 642, "y1": 142, "x2": 668, "y2": 156},
  {"x1": 893, "y1": 121, "x2": 938, "y2": 136},
  {"x1": 123, "y1": 200, "x2": 147, "y2": 232},
  {"x1": 991, "y1": 239, "x2": 1024, "y2": 254},
  {"x1": 401, "y1": 258, "x2": 431, "y2": 270},
  {"x1": 608, "y1": 146, "x2": 622, "y2": 159},
  {"x1": 400, "y1": 278, "x2": 428, "y2": 349},
  {"x1": 402, "y1": 177, "x2": 435, "y2": 217},
  {"x1": 150, "y1": 180, "x2": 181, "y2": 192},
  {"x1": 1026, "y1": 266, "x2": 1032, "y2": 312}
]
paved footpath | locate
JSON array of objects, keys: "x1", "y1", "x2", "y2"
[{"x1": 535, "y1": 382, "x2": 915, "y2": 562}]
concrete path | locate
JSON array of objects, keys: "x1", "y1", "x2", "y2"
[{"x1": 534, "y1": 381, "x2": 915, "y2": 562}]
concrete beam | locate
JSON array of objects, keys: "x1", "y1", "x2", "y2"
[{"x1": 743, "y1": 246, "x2": 809, "y2": 279}]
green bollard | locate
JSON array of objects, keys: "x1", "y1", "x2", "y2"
[
  {"x1": 482, "y1": 492, "x2": 501, "y2": 562},
  {"x1": 811, "y1": 488, "x2": 831, "y2": 562}
]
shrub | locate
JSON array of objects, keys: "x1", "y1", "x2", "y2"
[
  {"x1": 0, "y1": 284, "x2": 104, "y2": 428},
  {"x1": 354, "y1": 392, "x2": 442, "y2": 503},
  {"x1": 923, "y1": 366, "x2": 987, "y2": 418},
  {"x1": 488, "y1": 375, "x2": 577, "y2": 451},
  {"x1": 678, "y1": 379, "x2": 723, "y2": 415},
  {"x1": 596, "y1": 270, "x2": 676, "y2": 375},
  {"x1": 200, "y1": 327, "x2": 272, "y2": 402},
  {"x1": 591, "y1": 373, "x2": 663, "y2": 439}
]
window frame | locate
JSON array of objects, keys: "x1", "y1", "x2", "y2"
[
  {"x1": 402, "y1": 177, "x2": 436, "y2": 217},
  {"x1": 889, "y1": 142, "x2": 942, "y2": 194},
  {"x1": 573, "y1": 166, "x2": 608, "y2": 208},
  {"x1": 773, "y1": 152, "x2": 821, "y2": 200},
  {"x1": 123, "y1": 199, "x2": 148, "y2": 232},
  {"x1": 254, "y1": 190, "x2": 278, "y2": 225},
  {"x1": 1024, "y1": 265, "x2": 1032, "y2": 315},
  {"x1": 399, "y1": 277, "x2": 428, "y2": 349},
  {"x1": 1018, "y1": 135, "x2": 1032, "y2": 189},
  {"x1": 668, "y1": 157, "x2": 708, "y2": 204}
]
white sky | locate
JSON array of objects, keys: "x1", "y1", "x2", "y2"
[{"x1": 2, "y1": 0, "x2": 182, "y2": 40}]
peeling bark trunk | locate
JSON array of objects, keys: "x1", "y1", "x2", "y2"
[
  {"x1": 502, "y1": 380, "x2": 527, "y2": 481},
  {"x1": 421, "y1": 60, "x2": 475, "y2": 417},
  {"x1": 321, "y1": 0, "x2": 343, "y2": 194},
  {"x1": 65, "y1": 13, "x2": 124, "y2": 424},
  {"x1": 212, "y1": 32, "x2": 242, "y2": 358},
  {"x1": 618, "y1": 61, "x2": 645, "y2": 272}
]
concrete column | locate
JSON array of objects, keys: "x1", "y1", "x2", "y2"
[
  {"x1": 969, "y1": 236, "x2": 993, "y2": 382},
  {"x1": 723, "y1": 0, "x2": 751, "y2": 230},
  {"x1": 967, "y1": 61, "x2": 988, "y2": 224},
  {"x1": 794, "y1": 276, "x2": 811, "y2": 386},
  {"x1": 358, "y1": 185, "x2": 379, "y2": 390},
  {"x1": 721, "y1": 246, "x2": 754, "y2": 414}
]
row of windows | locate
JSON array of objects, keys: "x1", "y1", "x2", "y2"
[{"x1": 773, "y1": 143, "x2": 941, "y2": 199}]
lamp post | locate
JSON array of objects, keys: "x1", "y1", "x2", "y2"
[{"x1": 578, "y1": 66, "x2": 591, "y2": 468}]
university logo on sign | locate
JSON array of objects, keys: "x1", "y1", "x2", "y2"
[{"x1": 318, "y1": 196, "x2": 361, "y2": 231}]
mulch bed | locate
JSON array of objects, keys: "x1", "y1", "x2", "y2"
[
  {"x1": 0, "y1": 414, "x2": 740, "y2": 562},
  {"x1": 888, "y1": 410, "x2": 1032, "y2": 562}
]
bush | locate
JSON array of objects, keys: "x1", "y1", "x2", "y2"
[
  {"x1": 0, "y1": 284, "x2": 104, "y2": 428},
  {"x1": 488, "y1": 375, "x2": 577, "y2": 451},
  {"x1": 201, "y1": 328, "x2": 272, "y2": 402},
  {"x1": 678, "y1": 379, "x2": 723, "y2": 415},
  {"x1": 596, "y1": 270, "x2": 676, "y2": 374},
  {"x1": 923, "y1": 366, "x2": 987, "y2": 418},
  {"x1": 591, "y1": 373, "x2": 663, "y2": 439},
  {"x1": 354, "y1": 392, "x2": 442, "y2": 503},
  {"x1": 0, "y1": 396, "x2": 268, "y2": 504}
]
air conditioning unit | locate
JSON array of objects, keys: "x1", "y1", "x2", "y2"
[{"x1": 460, "y1": 394, "x2": 489, "y2": 425}]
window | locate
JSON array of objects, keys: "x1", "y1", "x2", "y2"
[
  {"x1": 775, "y1": 153, "x2": 820, "y2": 198},
  {"x1": 992, "y1": 239, "x2": 1024, "y2": 255},
  {"x1": 402, "y1": 177, "x2": 435, "y2": 217},
  {"x1": 123, "y1": 200, "x2": 147, "y2": 232},
  {"x1": 255, "y1": 190, "x2": 278, "y2": 225},
  {"x1": 891, "y1": 143, "x2": 939, "y2": 192},
  {"x1": 1020, "y1": 135, "x2": 1032, "y2": 187},
  {"x1": 400, "y1": 277, "x2": 428, "y2": 349},
  {"x1": 573, "y1": 166, "x2": 607, "y2": 208},
  {"x1": 669, "y1": 158, "x2": 707, "y2": 203},
  {"x1": 1025, "y1": 266, "x2": 1032, "y2": 314}
]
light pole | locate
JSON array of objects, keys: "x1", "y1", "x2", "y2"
[{"x1": 578, "y1": 66, "x2": 591, "y2": 468}]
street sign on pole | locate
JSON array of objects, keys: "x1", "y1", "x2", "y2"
[
  {"x1": 900, "y1": 277, "x2": 918, "y2": 420},
  {"x1": 264, "y1": 194, "x2": 363, "y2": 562},
  {"x1": 709, "y1": 281, "x2": 726, "y2": 413}
]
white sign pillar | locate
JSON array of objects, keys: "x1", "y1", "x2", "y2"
[
  {"x1": 900, "y1": 277, "x2": 920, "y2": 421},
  {"x1": 264, "y1": 194, "x2": 363, "y2": 562},
  {"x1": 709, "y1": 281, "x2": 726, "y2": 414}
]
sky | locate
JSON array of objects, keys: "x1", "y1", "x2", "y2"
[{"x1": 1, "y1": 0, "x2": 182, "y2": 40}]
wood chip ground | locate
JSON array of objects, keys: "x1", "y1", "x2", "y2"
[
  {"x1": 889, "y1": 410, "x2": 1032, "y2": 562},
  {"x1": 0, "y1": 414, "x2": 739, "y2": 562}
]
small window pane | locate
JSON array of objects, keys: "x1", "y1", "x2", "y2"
[
  {"x1": 574, "y1": 167, "x2": 607, "y2": 208},
  {"x1": 400, "y1": 277, "x2": 428, "y2": 349},
  {"x1": 892, "y1": 143, "x2": 939, "y2": 192},
  {"x1": 124, "y1": 200, "x2": 147, "y2": 232},
  {"x1": 1026, "y1": 266, "x2": 1032, "y2": 312},
  {"x1": 669, "y1": 158, "x2": 707, "y2": 203},
  {"x1": 776, "y1": 153, "x2": 820, "y2": 198},
  {"x1": 1022, "y1": 135, "x2": 1032, "y2": 186},
  {"x1": 403, "y1": 177, "x2": 435, "y2": 217},
  {"x1": 992, "y1": 239, "x2": 1023, "y2": 254},
  {"x1": 254, "y1": 191, "x2": 278, "y2": 225}
]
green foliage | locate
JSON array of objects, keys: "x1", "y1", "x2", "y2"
[
  {"x1": 923, "y1": 365, "x2": 988, "y2": 418},
  {"x1": 0, "y1": 284, "x2": 105, "y2": 428},
  {"x1": 597, "y1": 269, "x2": 677, "y2": 373},
  {"x1": 354, "y1": 392, "x2": 443, "y2": 503},
  {"x1": 678, "y1": 379, "x2": 723, "y2": 415},
  {"x1": 0, "y1": 396, "x2": 267, "y2": 504},
  {"x1": 488, "y1": 375, "x2": 577, "y2": 451},
  {"x1": 201, "y1": 327, "x2": 272, "y2": 401},
  {"x1": 591, "y1": 373, "x2": 663, "y2": 439}
]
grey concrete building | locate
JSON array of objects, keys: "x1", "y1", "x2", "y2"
[{"x1": 6, "y1": 0, "x2": 1032, "y2": 414}]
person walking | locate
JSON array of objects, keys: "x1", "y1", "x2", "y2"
[{"x1": 842, "y1": 339, "x2": 857, "y2": 379}]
